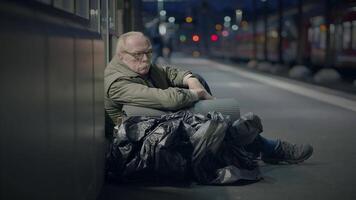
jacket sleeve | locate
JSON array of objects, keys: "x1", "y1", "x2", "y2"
[
  {"x1": 108, "y1": 79, "x2": 199, "y2": 111},
  {"x1": 161, "y1": 65, "x2": 192, "y2": 87}
]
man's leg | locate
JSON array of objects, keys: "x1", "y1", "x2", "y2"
[
  {"x1": 192, "y1": 73, "x2": 313, "y2": 164},
  {"x1": 247, "y1": 135, "x2": 313, "y2": 164},
  {"x1": 255, "y1": 135, "x2": 279, "y2": 155},
  {"x1": 245, "y1": 135, "x2": 276, "y2": 156}
]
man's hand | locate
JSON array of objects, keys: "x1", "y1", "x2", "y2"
[
  {"x1": 190, "y1": 88, "x2": 214, "y2": 100},
  {"x1": 184, "y1": 74, "x2": 214, "y2": 100},
  {"x1": 184, "y1": 76, "x2": 204, "y2": 90}
]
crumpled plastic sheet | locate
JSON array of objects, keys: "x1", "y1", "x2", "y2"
[{"x1": 106, "y1": 110, "x2": 263, "y2": 184}]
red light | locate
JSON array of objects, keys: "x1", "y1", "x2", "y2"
[
  {"x1": 210, "y1": 34, "x2": 218, "y2": 42},
  {"x1": 192, "y1": 34, "x2": 200, "y2": 42}
]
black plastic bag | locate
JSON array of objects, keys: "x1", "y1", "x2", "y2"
[{"x1": 106, "y1": 111, "x2": 263, "y2": 184}]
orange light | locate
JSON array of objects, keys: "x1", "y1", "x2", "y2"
[
  {"x1": 185, "y1": 16, "x2": 193, "y2": 23},
  {"x1": 241, "y1": 20, "x2": 249, "y2": 27},
  {"x1": 192, "y1": 34, "x2": 200, "y2": 42},
  {"x1": 320, "y1": 24, "x2": 327, "y2": 32},
  {"x1": 215, "y1": 24, "x2": 223, "y2": 31}
]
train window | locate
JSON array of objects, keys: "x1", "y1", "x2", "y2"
[
  {"x1": 35, "y1": 0, "x2": 90, "y2": 20},
  {"x1": 330, "y1": 24, "x2": 335, "y2": 50},
  {"x1": 108, "y1": 0, "x2": 116, "y2": 32},
  {"x1": 343, "y1": 21, "x2": 351, "y2": 50},
  {"x1": 100, "y1": 0, "x2": 110, "y2": 63},
  {"x1": 76, "y1": 0, "x2": 89, "y2": 19},
  {"x1": 116, "y1": 9, "x2": 124, "y2": 36},
  {"x1": 90, "y1": 0, "x2": 100, "y2": 33},
  {"x1": 330, "y1": 24, "x2": 335, "y2": 35},
  {"x1": 35, "y1": 0, "x2": 51, "y2": 4},
  {"x1": 336, "y1": 24, "x2": 343, "y2": 51},
  {"x1": 352, "y1": 21, "x2": 356, "y2": 50},
  {"x1": 313, "y1": 27, "x2": 319, "y2": 44},
  {"x1": 320, "y1": 27, "x2": 326, "y2": 49},
  {"x1": 308, "y1": 27, "x2": 313, "y2": 43},
  {"x1": 53, "y1": 0, "x2": 74, "y2": 13}
]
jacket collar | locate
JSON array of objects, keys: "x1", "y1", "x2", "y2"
[
  {"x1": 106, "y1": 55, "x2": 160, "y2": 81},
  {"x1": 110, "y1": 55, "x2": 141, "y2": 78}
]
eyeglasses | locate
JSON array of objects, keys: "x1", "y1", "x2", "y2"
[{"x1": 124, "y1": 49, "x2": 153, "y2": 61}]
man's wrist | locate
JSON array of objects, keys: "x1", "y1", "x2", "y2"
[
  {"x1": 189, "y1": 89, "x2": 200, "y2": 101},
  {"x1": 183, "y1": 73, "x2": 194, "y2": 86}
]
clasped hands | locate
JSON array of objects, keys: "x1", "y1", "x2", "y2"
[{"x1": 184, "y1": 74, "x2": 214, "y2": 100}]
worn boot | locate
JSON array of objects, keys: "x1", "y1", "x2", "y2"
[{"x1": 262, "y1": 140, "x2": 313, "y2": 164}]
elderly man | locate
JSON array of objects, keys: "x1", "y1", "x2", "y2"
[
  {"x1": 104, "y1": 31, "x2": 313, "y2": 171},
  {"x1": 105, "y1": 32, "x2": 213, "y2": 126}
]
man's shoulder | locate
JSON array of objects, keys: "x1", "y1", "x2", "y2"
[
  {"x1": 150, "y1": 63, "x2": 181, "y2": 75},
  {"x1": 104, "y1": 57, "x2": 140, "y2": 94},
  {"x1": 153, "y1": 63, "x2": 175, "y2": 70},
  {"x1": 105, "y1": 57, "x2": 137, "y2": 79}
]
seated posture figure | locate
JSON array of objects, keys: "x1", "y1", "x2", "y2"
[{"x1": 104, "y1": 31, "x2": 313, "y2": 183}]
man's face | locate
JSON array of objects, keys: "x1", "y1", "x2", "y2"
[{"x1": 121, "y1": 35, "x2": 152, "y2": 76}]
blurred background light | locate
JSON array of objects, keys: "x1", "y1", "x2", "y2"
[
  {"x1": 210, "y1": 34, "x2": 218, "y2": 42},
  {"x1": 159, "y1": 23, "x2": 167, "y2": 35},
  {"x1": 179, "y1": 34, "x2": 187, "y2": 42},
  {"x1": 235, "y1": 9, "x2": 242, "y2": 24},
  {"x1": 271, "y1": 30, "x2": 278, "y2": 38},
  {"x1": 215, "y1": 24, "x2": 223, "y2": 31},
  {"x1": 222, "y1": 30, "x2": 229, "y2": 37},
  {"x1": 241, "y1": 20, "x2": 248, "y2": 28},
  {"x1": 235, "y1": 9, "x2": 242, "y2": 15},
  {"x1": 185, "y1": 16, "x2": 193, "y2": 23},
  {"x1": 168, "y1": 16, "x2": 175, "y2": 23},
  {"x1": 232, "y1": 24, "x2": 239, "y2": 31},
  {"x1": 159, "y1": 10, "x2": 166, "y2": 16},
  {"x1": 320, "y1": 24, "x2": 327, "y2": 32},
  {"x1": 224, "y1": 16, "x2": 231, "y2": 22},
  {"x1": 192, "y1": 34, "x2": 200, "y2": 42}
]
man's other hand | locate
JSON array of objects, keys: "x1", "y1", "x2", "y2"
[
  {"x1": 184, "y1": 76, "x2": 208, "y2": 90},
  {"x1": 184, "y1": 74, "x2": 215, "y2": 100},
  {"x1": 191, "y1": 88, "x2": 215, "y2": 100}
]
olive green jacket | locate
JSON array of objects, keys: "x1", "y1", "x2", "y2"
[{"x1": 104, "y1": 56, "x2": 199, "y2": 125}]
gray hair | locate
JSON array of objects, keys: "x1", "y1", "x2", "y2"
[{"x1": 116, "y1": 31, "x2": 151, "y2": 55}]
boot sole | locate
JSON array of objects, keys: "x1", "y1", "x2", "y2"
[{"x1": 263, "y1": 147, "x2": 314, "y2": 164}]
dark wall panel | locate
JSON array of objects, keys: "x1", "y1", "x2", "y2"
[
  {"x1": 93, "y1": 39, "x2": 105, "y2": 197},
  {"x1": 0, "y1": 4, "x2": 106, "y2": 199},
  {"x1": 75, "y1": 38, "x2": 95, "y2": 198},
  {"x1": 0, "y1": 27, "x2": 47, "y2": 200},
  {"x1": 48, "y1": 36, "x2": 77, "y2": 199}
]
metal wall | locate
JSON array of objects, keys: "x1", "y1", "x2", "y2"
[{"x1": 0, "y1": 2, "x2": 105, "y2": 200}]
